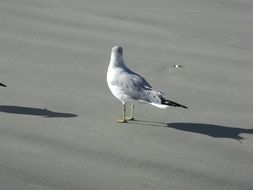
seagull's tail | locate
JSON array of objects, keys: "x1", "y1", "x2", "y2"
[
  {"x1": 0, "y1": 83, "x2": 6, "y2": 87},
  {"x1": 146, "y1": 89, "x2": 188, "y2": 109}
]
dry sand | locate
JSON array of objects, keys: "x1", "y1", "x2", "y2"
[{"x1": 0, "y1": 0, "x2": 253, "y2": 189}]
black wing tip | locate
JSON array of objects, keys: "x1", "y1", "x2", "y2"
[
  {"x1": 173, "y1": 103, "x2": 188, "y2": 109},
  {"x1": 162, "y1": 98, "x2": 188, "y2": 109},
  {"x1": 180, "y1": 105, "x2": 188, "y2": 109},
  {"x1": 0, "y1": 83, "x2": 7, "y2": 87}
]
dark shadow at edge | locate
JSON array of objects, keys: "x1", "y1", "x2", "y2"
[
  {"x1": 0, "y1": 83, "x2": 6, "y2": 87},
  {"x1": 0, "y1": 105, "x2": 78, "y2": 118},
  {"x1": 129, "y1": 120, "x2": 253, "y2": 142}
]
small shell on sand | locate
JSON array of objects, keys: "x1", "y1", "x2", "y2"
[{"x1": 173, "y1": 64, "x2": 183, "y2": 68}]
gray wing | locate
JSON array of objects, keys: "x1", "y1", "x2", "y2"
[{"x1": 114, "y1": 69, "x2": 164, "y2": 103}]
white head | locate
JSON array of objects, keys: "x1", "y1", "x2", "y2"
[{"x1": 110, "y1": 46, "x2": 125, "y2": 66}]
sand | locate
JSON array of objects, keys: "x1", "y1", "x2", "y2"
[{"x1": 0, "y1": 0, "x2": 253, "y2": 189}]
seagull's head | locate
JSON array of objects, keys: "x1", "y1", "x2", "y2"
[
  {"x1": 112, "y1": 46, "x2": 123, "y2": 56},
  {"x1": 111, "y1": 46, "x2": 125, "y2": 66}
]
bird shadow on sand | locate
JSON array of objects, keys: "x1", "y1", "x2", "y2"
[
  {"x1": 129, "y1": 120, "x2": 253, "y2": 142},
  {"x1": 0, "y1": 105, "x2": 78, "y2": 118}
]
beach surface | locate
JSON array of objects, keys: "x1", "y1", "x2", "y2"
[{"x1": 0, "y1": 0, "x2": 253, "y2": 189}]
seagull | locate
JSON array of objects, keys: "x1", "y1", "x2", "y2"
[
  {"x1": 107, "y1": 46, "x2": 187, "y2": 123},
  {"x1": 0, "y1": 83, "x2": 6, "y2": 87}
]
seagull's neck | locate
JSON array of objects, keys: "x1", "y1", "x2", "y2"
[{"x1": 110, "y1": 54, "x2": 125, "y2": 67}]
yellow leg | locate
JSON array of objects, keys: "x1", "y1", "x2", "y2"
[
  {"x1": 126, "y1": 104, "x2": 135, "y2": 121},
  {"x1": 117, "y1": 104, "x2": 128, "y2": 123}
]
